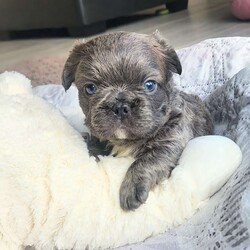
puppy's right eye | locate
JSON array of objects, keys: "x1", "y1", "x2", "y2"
[{"x1": 85, "y1": 83, "x2": 97, "y2": 95}]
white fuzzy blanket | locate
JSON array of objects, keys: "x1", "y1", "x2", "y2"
[{"x1": 33, "y1": 37, "x2": 250, "y2": 249}]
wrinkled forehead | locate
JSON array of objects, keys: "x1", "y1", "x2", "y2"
[{"x1": 77, "y1": 36, "x2": 164, "y2": 84}]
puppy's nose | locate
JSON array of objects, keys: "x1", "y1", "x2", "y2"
[{"x1": 112, "y1": 102, "x2": 130, "y2": 118}]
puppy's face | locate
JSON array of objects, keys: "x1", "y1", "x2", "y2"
[{"x1": 62, "y1": 32, "x2": 182, "y2": 142}]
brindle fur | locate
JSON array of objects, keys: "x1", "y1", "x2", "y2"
[{"x1": 62, "y1": 31, "x2": 213, "y2": 211}]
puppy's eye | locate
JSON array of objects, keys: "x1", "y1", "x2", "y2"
[
  {"x1": 85, "y1": 83, "x2": 97, "y2": 95},
  {"x1": 144, "y1": 80, "x2": 157, "y2": 93}
]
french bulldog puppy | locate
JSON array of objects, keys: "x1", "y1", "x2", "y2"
[{"x1": 62, "y1": 31, "x2": 213, "y2": 211}]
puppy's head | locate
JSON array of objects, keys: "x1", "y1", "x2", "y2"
[{"x1": 62, "y1": 31, "x2": 182, "y2": 142}]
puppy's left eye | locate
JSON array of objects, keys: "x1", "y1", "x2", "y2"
[
  {"x1": 85, "y1": 83, "x2": 97, "y2": 95},
  {"x1": 144, "y1": 80, "x2": 157, "y2": 93}
]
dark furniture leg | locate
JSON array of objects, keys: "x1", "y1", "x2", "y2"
[
  {"x1": 166, "y1": 0, "x2": 188, "y2": 13},
  {"x1": 67, "y1": 21, "x2": 106, "y2": 37}
]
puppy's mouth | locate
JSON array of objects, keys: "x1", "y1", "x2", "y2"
[{"x1": 91, "y1": 118, "x2": 137, "y2": 141}]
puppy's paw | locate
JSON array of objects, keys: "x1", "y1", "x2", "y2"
[{"x1": 119, "y1": 176, "x2": 150, "y2": 211}]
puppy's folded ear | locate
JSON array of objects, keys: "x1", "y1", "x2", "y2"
[
  {"x1": 151, "y1": 31, "x2": 182, "y2": 75},
  {"x1": 62, "y1": 42, "x2": 85, "y2": 91}
]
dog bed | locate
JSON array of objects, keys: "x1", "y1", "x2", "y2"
[
  {"x1": 0, "y1": 71, "x2": 242, "y2": 250},
  {"x1": 31, "y1": 37, "x2": 250, "y2": 249},
  {"x1": 1, "y1": 37, "x2": 250, "y2": 249}
]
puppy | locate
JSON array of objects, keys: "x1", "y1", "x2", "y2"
[{"x1": 62, "y1": 31, "x2": 213, "y2": 211}]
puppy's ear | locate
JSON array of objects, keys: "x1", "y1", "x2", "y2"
[
  {"x1": 62, "y1": 42, "x2": 85, "y2": 91},
  {"x1": 151, "y1": 31, "x2": 182, "y2": 75}
]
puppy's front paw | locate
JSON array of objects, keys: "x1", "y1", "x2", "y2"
[{"x1": 119, "y1": 175, "x2": 150, "y2": 211}]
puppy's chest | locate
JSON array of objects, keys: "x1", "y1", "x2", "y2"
[{"x1": 111, "y1": 142, "x2": 142, "y2": 158}]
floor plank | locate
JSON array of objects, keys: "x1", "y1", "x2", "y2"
[{"x1": 0, "y1": 0, "x2": 249, "y2": 69}]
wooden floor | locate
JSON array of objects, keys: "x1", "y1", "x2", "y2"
[{"x1": 0, "y1": 0, "x2": 249, "y2": 69}]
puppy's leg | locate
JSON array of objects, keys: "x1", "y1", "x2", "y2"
[
  {"x1": 83, "y1": 133, "x2": 112, "y2": 160},
  {"x1": 119, "y1": 137, "x2": 186, "y2": 211}
]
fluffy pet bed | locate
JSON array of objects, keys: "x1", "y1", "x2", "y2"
[
  {"x1": 1, "y1": 37, "x2": 250, "y2": 249},
  {"x1": 0, "y1": 71, "x2": 242, "y2": 250},
  {"x1": 30, "y1": 37, "x2": 250, "y2": 249}
]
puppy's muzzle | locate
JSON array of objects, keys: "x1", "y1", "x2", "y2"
[{"x1": 111, "y1": 102, "x2": 131, "y2": 119}]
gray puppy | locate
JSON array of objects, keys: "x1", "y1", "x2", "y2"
[{"x1": 62, "y1": 31, "x2": 213, "y2": 211}]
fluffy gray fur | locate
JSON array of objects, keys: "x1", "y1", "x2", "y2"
[{"x1": 62, "y1": 31, "x2": 213, "y2": 211}]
